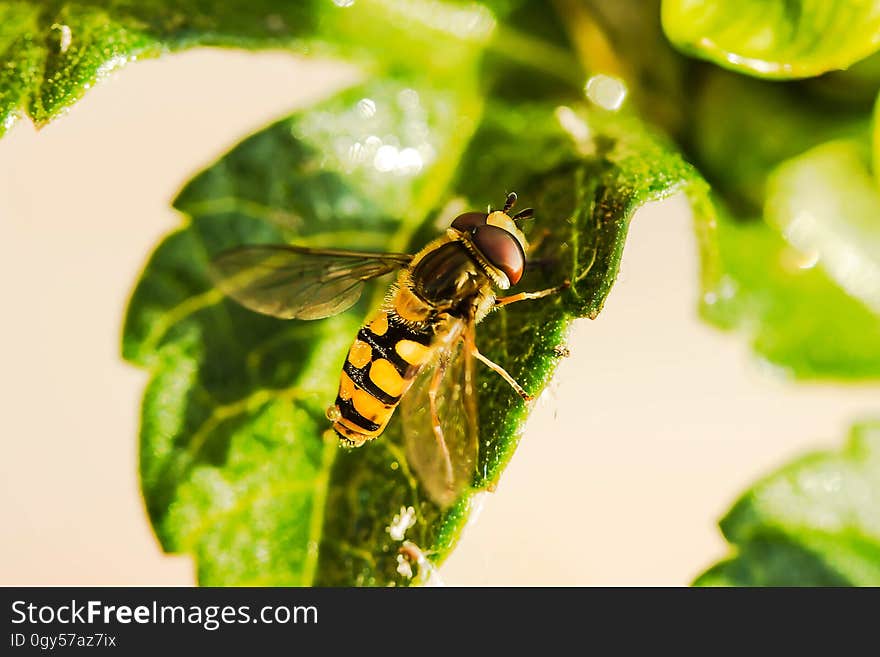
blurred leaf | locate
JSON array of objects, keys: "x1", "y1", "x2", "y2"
[
  {"x1": 691, "y1": 71, "x2": 869, "y2": 213},
  {"x1": 695, "y1": 422, "x2": 880, "y2": 586},
  {"x1": 124, "y1": 71, "x2": 712, "y2": 583},
  {"x1": 688, "y1": 74, "x2": 880, "y2": 379},
  {"x1": 0, "y1": 0, "x2": 495, "y2": 137},
  {"x1": 874, "y1": 89, "x2": 880, "y2": 186},
  {"x1": 703, "y1": 210, "x2": 880, "y2": 378},
  {"x1": 662, "y1": 0, "x2": 880, "y2": 79},
  {"x1": 766, "y1": 140, "x2": 880, "y2": 316},
  {"x1": 559, "y1": 0, "x2": 692, "y2": 136},
  {"x1": 806, "y1": 51, "x2": 880, "y2": 106},
  {"x1": 481, "y1": 0, "x2": 584, "y2": 100},
  {"x1": 543, "y1": 1, "x2": 880, "y2": 381}
]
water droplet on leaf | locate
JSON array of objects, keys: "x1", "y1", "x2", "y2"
[{"x1": 585, "y1": 74, "x2": 627, "y2": 111}]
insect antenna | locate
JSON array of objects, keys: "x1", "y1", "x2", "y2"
[
  {"x1": 512, "y1": 207, "x2": 534, "y2": 221},
  {"x1": 503, "y1": 192, "x2": 518, "y2": 213}
]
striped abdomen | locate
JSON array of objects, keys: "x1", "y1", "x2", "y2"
[{"x1": 330, "y1": 309, "x2": 434, "y2": 445}]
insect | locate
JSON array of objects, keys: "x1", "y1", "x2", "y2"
[{"x1": 211, "y1": 192, "x2": 568, "y2": 505}]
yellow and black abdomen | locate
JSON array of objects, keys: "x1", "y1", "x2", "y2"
[{"x1": 330, "y1": 309, "x2": 434, "y2": 445}]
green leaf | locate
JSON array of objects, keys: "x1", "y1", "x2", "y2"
[
  {"x1": 695, "y1": 422, "x2": 880, "y2": 586},
  {"x1": 549, "y1": 2, "x2": 880, "y2": 381},
  {"x1": 557, "y1": 0, "x2": 692, "y2": 137},
  {"x1": 689, "y1": 73, "x2": 880, "y2": 379},
  {"x1": 805, "y1": 51, "x2": 880, "y2": 106},
  {"x1": 691, "y1": 71, "x2": 869, "y2": 213},
  {"x1": 874, "y1": 89, "x2": 880, "y2": 187},
  {"x1": 124, "y1": 74, "x2": 483, "y2": 585},
  {"x1": 0, "y1": 0, "x2": 495, "y2": 137},
  {"x1": 703, "y1": 210, "x2": 880, "y2": 378},
  {"x1": 124, "y1": 77, "x2": 711, "y2": 584},
  {"x1": 765, "y1": 140, "x2": 880, "y2": 316},
  {"x1": 662, "y1": 0, "x2": 880, "y2": 79}
]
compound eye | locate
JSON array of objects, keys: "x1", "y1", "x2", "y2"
[
  {"x1": 451, "y1": 212, "x2": 488, "y2": 232},
  {"x1": 472, "y1": 224, "x2": 525, "y2": 285}
]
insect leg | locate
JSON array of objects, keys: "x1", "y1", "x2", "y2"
[
  {"x1": 463, "y1": 319, "x2": 533, "y2": 401},
  {"x1": 495, "y1": 279, "x2": 570, "y2": 307},
  {"x1": 428, "y1": 355, "x2": 455, "y2": 491},
  {"x1": 473, "y1": 351, "x2": 533, "y2": 401},
  {"x1": 462, "y1": 323, "x2": 480, "y2": 469}
]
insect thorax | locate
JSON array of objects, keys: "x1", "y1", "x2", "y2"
[{"x1": 406, "y1": 238, "x2": 496, "y2": 320}]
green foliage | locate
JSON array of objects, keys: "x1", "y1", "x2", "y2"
[
  {"x1": 690, "y1": 72, "x2": 870, "y2": 212},
  {"x1": 123, "y1": 64, "x2": 708, "y2": 582},
  {"x1": 766, "y1": 140, "x2": 880, "y2": 316},
  {"x1": 662, "y1": 0, "x2": 880, "y2": 79},
  {"x1": 688, "y1": 67, "x2": 880, "y2": 379},
  {"x1": 0, "y1": 0, "x2": 496, "y2": 136},
  {"x1": 696, "y1": 422, "x2": 880, "y2": 586},
  {"x1": 704, "y1": 211, "x2": 880, "y2": 379}
]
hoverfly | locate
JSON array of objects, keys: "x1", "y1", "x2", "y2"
[{"x1": 211, "y1": 193, "x2": 568, "y2": 505}]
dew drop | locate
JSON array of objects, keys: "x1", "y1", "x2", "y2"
[
  {"x1": 397, "y1": 88, "x2": 420, "y2": 110},
  {"x1": 347, "y1": 141, "x2": 366, "y2": 165},
  {"x1": 374, "y1": 145, "x2": 399, "y2": 172},
  {"x1": 395, "y1": 147, "x2": 423, "y2": 175},
  {"x1": 798, "y1": 249, "x2": 821, "y2": 270},
  {"x1": 585, "y1": 74, "x2": 627, "y2": 111},
  {"x1": 357, "y1": 98, "x2": 376, "y2": 118},
  {"x1": 718, "y1": 276, "x2": 738, "y2": 299}
]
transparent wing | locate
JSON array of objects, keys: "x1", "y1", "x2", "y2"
[
  {"x1": 209, "y1": 245, "x2": 412, "y2": 320},
  {"x1": 399, "y1": 329, "x2": 479, "y2": 508}
]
